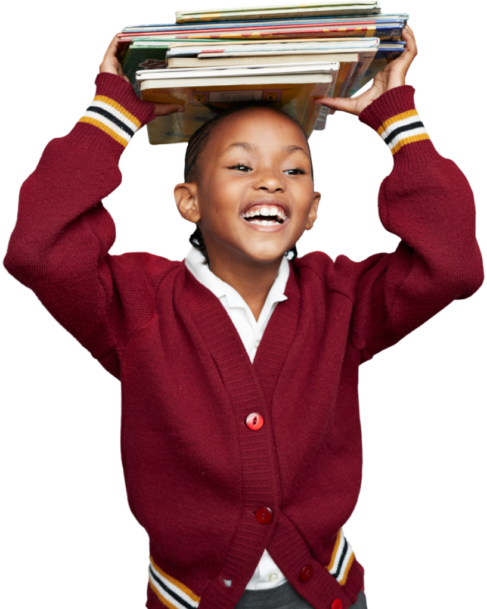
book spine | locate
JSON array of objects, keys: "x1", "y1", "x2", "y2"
[
  {"x1": 305, "y1": 80, "x2": 332, "y2": 135},
  {"x1": 337, "y1": 60, "x2": 358, "y2": 97},
  {"x1": 175, "y1": 26, "x2": 375, "y2": 41},
  {"x1": 344, "y1": 49, "x2": 377, "y2": 97},
  {"x1": 176, "y1": 6, "x2": 381, "y2": 24},
  {"x1": 313, "y1": 66, "x2": 339, "y2": 131}
]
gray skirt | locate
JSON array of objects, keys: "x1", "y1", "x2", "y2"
[{"x1": 234, "y1": 581, "x2": 367, "y2": 609}]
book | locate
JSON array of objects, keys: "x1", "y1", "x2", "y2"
[
  {"x1": 119, "y1": 1, "x2": 408, "y2": 141},
  {"x1": 123, "y1": 13, "x2": 411, "y2": 32},
  {"x1": 136, "y1": 63, "x2": 338, "y2": 144},
  {"x1": 167, "y1": 54, "x2": 353, "y2": 122},
  {"x1": 166, "y1": 38, "x2": 380, "y2": 57},
  {"x1": 118, "y1": 15, "x2": 403, "y2": 58},
  {"x1": 175, "y1": 2, "x2": 381, "y2": 23},
  {"x1": 124, "y1": 24, "x2": 389, "y2": 43},
  {"x1": 166, "y1": 38, "x2": 380, "y2": 97},
  {"x1": 124, "y1": 37, "x2": 378, "y2": 94}
]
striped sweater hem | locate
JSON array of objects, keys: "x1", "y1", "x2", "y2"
[{"x1": 147, "y1": 528, "x2": 357, "y2": 609}]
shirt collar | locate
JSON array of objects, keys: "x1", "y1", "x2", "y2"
[{"x1": 184, "y1": 246, "x2": 289, "y2": 309}]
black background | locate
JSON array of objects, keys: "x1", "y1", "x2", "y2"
[{"x1": 0, "y1": 5, "x2": 485, "y2": 609}]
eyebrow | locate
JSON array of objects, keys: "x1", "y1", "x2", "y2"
[{"x1": 220, "y1": 142, "x2": 310, "y2": 158}]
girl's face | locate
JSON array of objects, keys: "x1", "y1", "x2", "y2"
[{"x1": 175, "y1": 107, "x2": 321, "y2": 266}]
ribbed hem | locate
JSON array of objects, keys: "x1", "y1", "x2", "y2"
[
  {"x1": 359, "y1": 85, "x2": 440, "y2": 167},
  {"x1": 66, "y1": 72, "x2": 157, "y2": 159}
]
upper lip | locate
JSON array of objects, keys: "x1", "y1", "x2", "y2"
[{"x1": 241, "y1": 198, "x2": 290, "y2": 217}]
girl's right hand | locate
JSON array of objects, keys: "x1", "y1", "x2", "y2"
[{"x1": 99, "y1": 35, "x2": 185, "y2": 117}]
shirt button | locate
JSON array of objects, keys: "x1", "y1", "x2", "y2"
[
  {"x1": 331, "y1": 600, "x2": 343, "y2": 609},
  {"x1": 254, "y1": 339, "x2": 261, "y2": 348},
  {"x1": 267, "y1": 571, "x2": 279, "y2": 582},
  {"x1": 246, "y1": 412, "x2": 264, "y2": 430}
]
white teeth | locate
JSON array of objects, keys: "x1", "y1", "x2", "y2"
[
  {"x1": 241, "y1": 205, "x2": 288, "y2": 220},
  {"x1": 244, "y1": 218, "x2": 277, "y2": 226}
]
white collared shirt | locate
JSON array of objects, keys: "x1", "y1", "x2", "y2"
[
  {"x1": 185, "y1": 245, "x2": 289, "y2": 590},
  {"x1": 185, "y1": 246, "x2": 290, "y2": 365}
]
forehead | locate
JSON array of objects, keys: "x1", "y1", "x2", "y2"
[{"x1": 209, "y1": 107, "x2": 309, "y2": 153}]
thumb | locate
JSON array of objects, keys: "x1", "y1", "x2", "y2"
[
  {"x1": 315, "y1": 97, "x2": 352, "y2": 112},
  {"x1": 152, "y1": 103, "x2": 185, "y2": 117},
  {"x1": 315, "y1": 96, "x2": 359, "y2": 116}
]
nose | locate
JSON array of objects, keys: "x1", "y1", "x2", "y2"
[{"x1": 254, "y1": 167, "x2": 284, "y2": 193}]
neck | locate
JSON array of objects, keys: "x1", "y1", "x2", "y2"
[{"x1": 205, "y1": 247, "x2": 283, "y2": 321}]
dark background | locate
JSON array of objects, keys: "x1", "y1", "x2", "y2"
[{"x1": 0, "y1": 5, "x2": 485, "y2": 609}]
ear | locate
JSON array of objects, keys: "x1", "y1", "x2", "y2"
[
  {"x1": 174, "y1": 182, "x2": 201, "y2": 224},
  {"x1": 305, "y1": 191, "x2": 321, "y2": 231}
]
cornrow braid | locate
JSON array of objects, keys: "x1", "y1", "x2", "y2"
[{"x1": 185, "y1": 103, "x2": 310, "y2": 264}]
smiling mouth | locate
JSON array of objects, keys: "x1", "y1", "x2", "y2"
[{"x1": 243, "y1": 215, "x2": 283, "y2": 226}]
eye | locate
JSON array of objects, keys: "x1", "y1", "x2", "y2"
[
  {"x1": 229, "y1": 163, "x2": 249, "y2": 169},
  {"x1": 284, "y1": 168, "x2": 305, "y2": 175},
  {"x1": 229, "y1": 163, "x2": 304, "y2": 174}
]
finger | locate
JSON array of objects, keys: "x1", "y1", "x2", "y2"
[
  {"x1": 102, "y1": 34, "x2": 120, "y2": 64},
  {"x1": 105, "y1": 34, "x2": 116, "y2": 49},
  {"x1": 152, "y1": 103, "x2": 186, "y2": 117},
  {"x1": 398, "y1": 25, "x2": 418, "y2": 70},
  {"x1": 402, "y1": 26, "x2": 417, "y2": 54},
  {"x1": 315, "y1": 96, "x2": 356, "y2": 116},
  {"x1": 406, "y1": 23, "x2": 418, "y2": 43}
]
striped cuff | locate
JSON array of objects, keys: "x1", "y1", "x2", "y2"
[
  {"x1": 149, "y1": 556, "x2": 201, "y2": 609},
  {"x1": 80, "y1": 95, "x2": 141, "y2": 148},
  {"x1": 377, "y1": 108, "x2": 429, "y2": 155},
  {"x1": 359, "y1": 85, "x2": 435, "y2": 161},
  {"x1": 72, "y1": 73, "x2": 156, "y2": 155}
]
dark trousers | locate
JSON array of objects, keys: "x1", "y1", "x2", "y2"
[{"x1": 234, "y1": 581, "x2": 368, "y2": 609}]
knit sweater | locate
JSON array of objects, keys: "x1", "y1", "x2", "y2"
[{"x1": 3, "y1": 73, "x2": 483, "y2": 609}]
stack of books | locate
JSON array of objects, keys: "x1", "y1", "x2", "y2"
[{"x1": 118, "y1": 1, "x2": 408, "y2": 145}]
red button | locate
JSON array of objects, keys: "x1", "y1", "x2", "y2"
[
  {"x1": 299, "y1": 564, "x2": 313, "y2": 582},
  {"x1": 246, "y1": 412, "x2": 264, "y2": 430},
  {"x1": 331, "y1": 600, "x2": 343, "y2": 609},
  {"x1": 255, "y1": 507, "x2": 273, "y2": 524}
]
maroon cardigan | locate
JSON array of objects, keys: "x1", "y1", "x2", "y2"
[{"x1": 4, "y1": 73, "x2": 483, "y2": 609}]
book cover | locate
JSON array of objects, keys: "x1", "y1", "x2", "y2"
[
  {"x1": 167, "y1": 51, "x2": 359, "y2": 69},
  {"x1": 167, "y1": 51, "x2": 360, "y2": 115},
  {"x1": 138, "y1": 68, "x2": 337, "y2": 144},
  {"x1": 124, "y1": 24, "x2": 385, "y2": 43},
  {"x1": 166, "y1": 37, "x2": 381, "y2": 59},
  {"x1": 122, "y1": 39, "x2": 215, "y2": 92},
  {"x1": 176, "y1": 2, "x2": 381, "y2": 23},
  {"x1": 124, "y1": 37, "x2": 378, "y2": 89},
  {"x1": 123, "y1": 14, "x2": 407, "y2": 33},
  {"x1": 137, "y1": 63, "x2": 340, "y2": 83},
  {"x1": 120, "y1": 19, "x2": 406, "y2": 40},
  {"x1": 343, "y1": 47, "x2": 377, "y2": 96}
]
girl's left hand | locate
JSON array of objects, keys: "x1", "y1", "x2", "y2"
[{"x1": 314, "y1": 24, "x2": 418, "y2": 116}]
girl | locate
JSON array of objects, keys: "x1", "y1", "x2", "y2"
[{"x1": 3, "y1": 25, "x2": 483, "y2": 609}]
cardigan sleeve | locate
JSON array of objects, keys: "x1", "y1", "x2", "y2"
[
  {"x1": 3, "y1": 73, "x2": 175, "y2": 379},
  {"x1": 346, "y1": 85, "x2": 483, "y2": 363}
]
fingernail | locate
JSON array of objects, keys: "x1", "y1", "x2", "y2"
[{"x1": 178, "y1": 107, "x2": 185, "y2": 112}]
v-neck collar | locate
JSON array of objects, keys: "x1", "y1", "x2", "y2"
[
  {"x1": 183, "y1": 261, "x2": 301, "y2": 407},
  {"x1": 184, "y1": 246, "x2": 289, "y2": 330}
]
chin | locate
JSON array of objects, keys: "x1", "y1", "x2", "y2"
[{"x1": 242, "y1": 245, "x2": 288, "y2": 264}]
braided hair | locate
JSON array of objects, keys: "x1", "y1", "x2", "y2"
[{"x1": 184, "y1": 103, "x2": 313, "y2": 264}]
